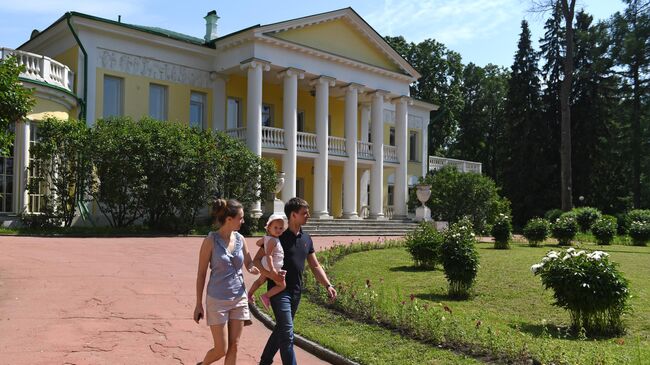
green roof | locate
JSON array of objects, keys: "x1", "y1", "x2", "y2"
[{"x1": 129, "y1": 24, "x2": 205, "y2": 45}]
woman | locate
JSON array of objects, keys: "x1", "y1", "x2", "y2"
[{"x1": 194, "y1": 199, "x2": 259, "y2": 365}]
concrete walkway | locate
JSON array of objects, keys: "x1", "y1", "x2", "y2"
[{"x1": 0, "y1": 235, "x2": 400, "y2": 365}]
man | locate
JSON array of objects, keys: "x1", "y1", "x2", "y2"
[{"x1": 254, "y1": 197, "x2": 337, "y2": 365}]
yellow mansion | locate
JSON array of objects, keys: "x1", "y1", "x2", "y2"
[{"x1": 0, "y1": 8, "x2": 481, "y2": 222}]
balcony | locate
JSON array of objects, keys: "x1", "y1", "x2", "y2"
[
  {"x1": 1, "y1": 48, "x2": 74, "y2": 92},
  {"x1": 429, "y1": 156, "x2": 482, "y2": 174},
  {"x1": 383, "y1": 145, "x2": 398, "y2": 163}
]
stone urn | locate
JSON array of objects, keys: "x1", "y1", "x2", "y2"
[
  {"x1": 275, "y1": 172, "x2": 286, "y2": 199},
  {"x1": 415, "y1": 184, "x2": 432, "y2": 222}
]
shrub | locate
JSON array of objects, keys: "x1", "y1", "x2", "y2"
[
  {"x1": 523, "y1": 218, "x2": 551, "y2": 247},
  {"x1": 531, "y1": 248, "x2": 629, "y2": 336},
  {"x1": 551, "y1": 214, "x2": 578, "y2": 246},
  {"x1": 629, "y1": 221, "x2": 650, "y2": 246},
  {"x1": 615, "y1": 213, "x2": 630, "y2": 235},
  {"x1": 572, "y1": 207, "x2": 602, "y2": 232},
  {"x1": 405, "y1": 222, "x2": 443, "y2": 268},
  {"x1": 544, "y1": 209, "x2": 563, "y2": 223},
  {"x1": 412, "y1": 166, "x2": 510, "y2": 234},
  {"x1": 491, "y1": 213, "x2": 511, "y2": 249},
  {"x1": 28, "y1": 118, "x2": 92, "y2": 227},
  {"x1": 440, "y1": 218, "x2": 479, "y2": 298},
  {"x1": 0, "y1": 55, "x2": 35, "y2": 155},
  {"x1": 591, "y1": 216, "x2": 617, "y2": 246},
  {"x1": 618, "y1": 209, "x2": 650, "y2": 235}
]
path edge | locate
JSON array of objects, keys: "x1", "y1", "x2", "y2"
[{"x1": 249, "y1": 303, "x2": 360, "y2": 365}]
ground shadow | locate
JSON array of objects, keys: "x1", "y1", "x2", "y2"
[
  {"x1": 389, "y1": 265, "x2": 437, "y2": 272},
  {"x1": 414, "y1": 292, "x2": 471, "y2": 302}
]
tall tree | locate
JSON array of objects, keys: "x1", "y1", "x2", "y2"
[
  {"x1": 503, "y1": 20, "x2": 548, "y2": 224},
  {"x1": 452, "y1": 63, "x2": 509, "y2": 182},
  {"x1": 610, "y1": 0, "x2": 650, "y2": 208},
  {"x1": 532, "y1": 0, "x2": 578, "y2": 211},
  {"x1": 385, "y1": 36, "x2": 464, "y2": 155},
  {"x1": 0, "y1": 56, "x2": 34, "y2": 156}
]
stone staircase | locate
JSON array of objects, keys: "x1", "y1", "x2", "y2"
[{"x1": 302, "y1": 218, "x2": 420, "y2": 236}]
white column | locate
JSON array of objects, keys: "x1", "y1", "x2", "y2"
[
  {"x1": 369, "y1": 90, "x2": 387, "y2": 220},
  {"x1": 393, "y1": 96, "x2": 409, "y2": 219},
  {"x1": 15, "y1": 121, "x2": 30, "y2": 213},
  {"x1": 359, "y1": 103, "x2": 371, "y2": 216},
  {"x1": 241, "y1": 59, "x2": 270, "y2": 218},
  {"x1": 279, "y1": 67, "x2": 304, "y2": 203},
  {"x1": 342, "y1": 83, "x2": 362, "y2": 219},
  {"x1": 312, "y1": 76, "x2": 336, "y2": 219},
  {"x1": 422, "y1": 121, "x2": 429, "y2": 176}
]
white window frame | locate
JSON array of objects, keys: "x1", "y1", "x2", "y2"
[
  {"x1": 227, "y1": 97, "x2": 242, "y2": 129},
  {"x1": 103, "y1": 75, "x2": 123, "y2": 118},
  {"x1": 190, "y1": 91, "x2": 206, "y2": 130},
  {"x1": 149, "y1": 83, "x2": 168, "y2": 120}
]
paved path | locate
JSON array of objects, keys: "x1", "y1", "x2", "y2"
[{"x1": 0, "y1": 235, "x2": 400, "y2": 365}]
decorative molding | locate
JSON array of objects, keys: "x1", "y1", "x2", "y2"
[
  {"x1": 97, "y1": 48, "x2": 214, "y2": 88},
  {"x1": 277, "y1": 67, "x2": 305, "y2": 79},
  {"x1": 240, "y1": 58, "x2": 272, "y2": 72},
  {"x1": 310, "y1": 75, "x2": 336, "y2": 87}
]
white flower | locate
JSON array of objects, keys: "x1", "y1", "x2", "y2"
[
  {"x1": 581, "y1": 283, "x2": 590, "y2": 288},
  {"x1": 566, "y1": 248, "x2": 576, "y2": 253},
  {"x1": 546, "y1": 251, "x2": 559, "y2": 260},
  {"x1": 531, "y1": 263, "x2": 544, "y2": 274},
  {"x1": 573, "y1": 250, "x2": 586, "y2": 257},
  {"x1": 542, "y1": 257, "x2": 550, "y2": 263},
  {"x1": 563, "y1": 254, "x2": 571, "y2": 261}
]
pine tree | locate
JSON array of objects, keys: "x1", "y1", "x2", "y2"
[{"x1": 503, "y1": 20, "x2": 548, "y2": 224}]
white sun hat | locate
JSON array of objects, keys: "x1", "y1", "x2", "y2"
[{"x1": 265, "y1": 213, "x2": 288, "y2": 231}]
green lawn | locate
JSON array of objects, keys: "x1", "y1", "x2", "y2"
[{"x1": 321, "y1": 242, "x2": 649, "y2": 364}]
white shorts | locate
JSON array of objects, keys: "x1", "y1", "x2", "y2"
[{"x1": 205, "y1": 295, "x2": 250, "y2": 326}]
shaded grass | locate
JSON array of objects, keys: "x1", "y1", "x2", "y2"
[
  {"x1": 260, "y1": 297, "x2": 483, "y2": 364},
  {"x1": 326, "y1": 241, "x2": 649, "y2": 364}
]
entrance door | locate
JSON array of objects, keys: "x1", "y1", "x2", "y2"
[{"x1": 0, "y1": 139, "x2": 14, "y2": 213}]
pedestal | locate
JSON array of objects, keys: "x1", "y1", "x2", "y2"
[{"x1": 415, "y1": 205, "x2": 432, "y2": 222}]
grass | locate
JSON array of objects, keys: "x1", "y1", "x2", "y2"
[
  {"x1": 258, "y1": 297, "x2": 483, "y2": 364},
  {"x1": 320, "y1": 241, "x2": 649, "y2": 364}
]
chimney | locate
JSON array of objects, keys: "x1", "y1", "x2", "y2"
[{"x1": 204, "y1": 10, "x2": 219, "y2": 42}]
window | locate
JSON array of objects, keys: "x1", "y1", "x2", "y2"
[
  {"x1": 389, "y1": 127, "x2": 395, "y2": 146},
  {"x1": 227, "y1": 97, "x2": 241, "y2": 129},
  {"x1": 190, "y1": 92, "x2": 206, "y2": 130},
  {"x1": 28, "y1": 125, "x2": 45, "y2": 213},
  {"x1": 387, "y1": 185, "x2": 394, "y2": 206},
  {"x1": 297, "y1": 111, "x2": 305, "y2": 132},
  {"x1": 262, "y1": 104, "x2": 274, "y2": 127},
  {"x1": 409, "y1": 131, "x2": 418, "y2": 161},
  {"x1": 149, "y1": 84, "x2": 168, "y2": 120},
  {"x1": 328, "y1": 115, "x2": 332, "y2": 135},
  {"x1": 0, "y1": 123, "x2": 15, "y2": 213},
  {"x1": 103, "y1": 75, "x2": 123, "y2": 118}
]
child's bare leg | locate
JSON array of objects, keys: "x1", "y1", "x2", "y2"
[
  {"x1": 261, "y1": 279, "x2": 286, "y2": 300},
  {"x1": 248, "y1": 276, "x2": 267, "y2": 303}
]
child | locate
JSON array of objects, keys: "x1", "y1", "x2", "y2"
[{"x1": 248, "y1": 214, "x2": 287, "y2": 310}]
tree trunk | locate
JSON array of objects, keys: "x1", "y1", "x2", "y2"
[{"x1": 560, "y1": 0, "x2": 576, "y2": 211}]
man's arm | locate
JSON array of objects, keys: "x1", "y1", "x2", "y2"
[{"x1": 307, "y1": 253, "x2": 337, "y2": 300}]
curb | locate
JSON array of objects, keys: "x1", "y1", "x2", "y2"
[{"x1": 249, "y1": 303, "x2": 360, "y2": 365}]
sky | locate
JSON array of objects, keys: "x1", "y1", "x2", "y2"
[{"x1": 0, "y1": 0, "x2": 626, "y2": 68}]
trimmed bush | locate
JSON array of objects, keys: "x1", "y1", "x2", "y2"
[
  {"x1": 544, "y1": 209, "x2": 563, "y2": 223},
  {"x1": 405, "y1": 222, "x2": 443, "y2": 268},
  {"x1": 523, "y1": 218, "x2": 551, "y2": 247},
  {"x1": 572, "y1": 207, "x2": 602, "y2": 232},
  {"x1": 591, "y1": 216, "x2": 617, "y2": 245},
  {"x1": 531, "y1": 248, "x2": 629, "y2": 336},
  {"x1": 440, "y1": 218, "x2": 479, "y2": 298},
  {"x1": 552, "y1": 214, "x2": 579, "y2": 246},
  {"x1": 627, "y1": 209, "x2": 650, "y2": 223},
  {"x1": 491, "y1": 213, "x2": 511, "y2": 249},
  {"x1": 411, "y1": 166, "x2": 510, "y2": 234},
  {"x1": 629, "y1": 221, "x2": 650, "y2": 246}
]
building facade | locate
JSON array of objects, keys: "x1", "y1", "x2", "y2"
[{"x1": 2, "y1": 7, "x2": 459, "y2": 222}]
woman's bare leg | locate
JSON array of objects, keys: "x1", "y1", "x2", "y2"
[
  {"x1": 201, "y1": 323, "x2": 227, "y2": 365},
  {"x1": 224, "y1": 319, "x2": 244, "y2": 365}
]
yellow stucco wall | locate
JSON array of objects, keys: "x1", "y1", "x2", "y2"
[
  {"x1": 53, "y1": 46, "x2": 78, "y2": 90},
  {"x1": 273, "y1": 19, "x2": 401, "y2": 73},
  {"x1": 95, "y1": 68, "x2": 213, "y2": 127},
  {"x1": 296, "y1": 159, "x2": 314, "y2": 208},
  {"x1": 27, "y1": 98, "x2": 71, "y2": 121}
]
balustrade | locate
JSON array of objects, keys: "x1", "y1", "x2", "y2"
[
  {"x1": 357, "y1": 141, "x2": 373, "y2": 159},
  {"x1": 383, "y1": 145, "x2": 398, "y2": 163},
  {"x1": 224, "y1": 127, "x2": 247, "y2": 142},
  {"x1": 297, "y1": 132, "x2": 317, "y2": 152},
  {"x1": 328, "y1": 136, "x2": 347, "y2": 156},
  {"x1": 428, "y1": 156, "x2": 482, "y2": 174},
  {"x1": 262, "y1": 126, "x2": 285, "y2": 149},
  {"x1": 1, "y1": 48, "x2": 74, "y2": 92}
]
